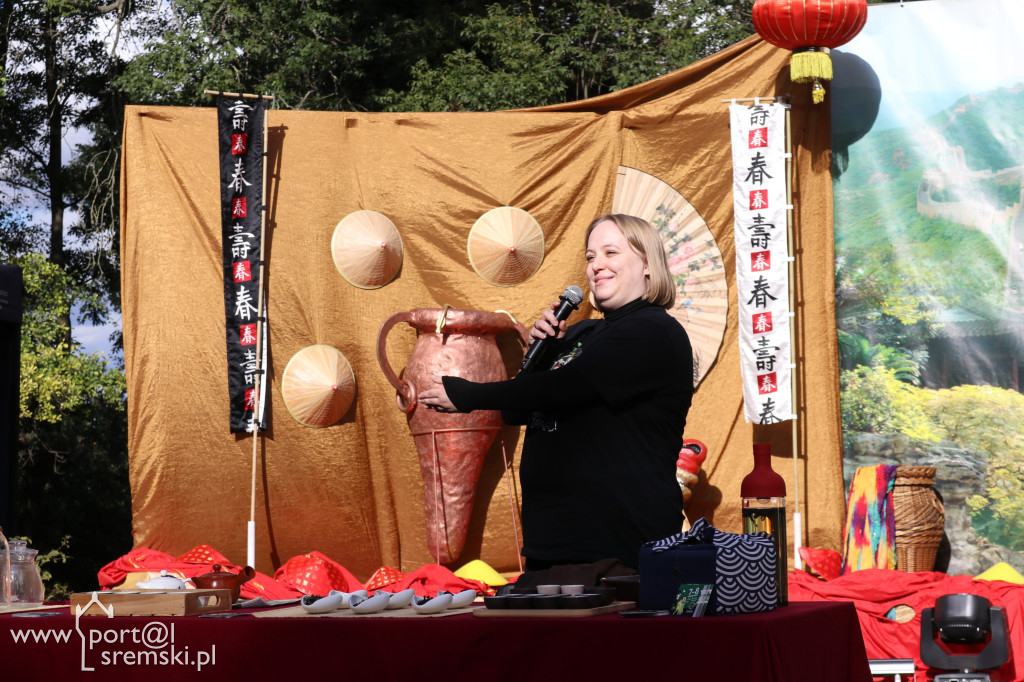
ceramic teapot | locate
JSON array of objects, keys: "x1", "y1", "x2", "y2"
[
  {"x1": 136, "y1": 570, "x2": 189, "y2": 590},
  {"x1": 190, "y1": 564, "x2": 255, "y2": 602}
]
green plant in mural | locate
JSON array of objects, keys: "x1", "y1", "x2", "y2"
[
  {"x1": 838, "y1": 330, "x2": 922, "y2": 384},
  {"x1": 930, "y1": 385, "x2": 1024, "y2": 550},
  {"x1": 839, "y1": 366, "x2": 937, "y2": 445}
]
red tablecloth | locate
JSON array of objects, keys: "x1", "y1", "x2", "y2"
[
  {"x1": 790, "y1": 568, "x2": 1024, "y2": 681},
  {"x1": 1, "y1": 601, "x2": 869, "y2": 681}
]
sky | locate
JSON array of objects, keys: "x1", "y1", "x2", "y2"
[{"x1": 840, "y1": 0, "x2": 1024, "y2": 131}]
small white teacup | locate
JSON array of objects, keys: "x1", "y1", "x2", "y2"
[
  {"x1": 536, "y1": 584, "x2": 561, "y2": 595},
  {"x1": 561, "y1": 584, "x2": 585, "y2": 596}
]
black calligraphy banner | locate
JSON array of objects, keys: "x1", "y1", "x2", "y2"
[{"x1": 218, "y1": 97, "x2": 268, "y2": 433}]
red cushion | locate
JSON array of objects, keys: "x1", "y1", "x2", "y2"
[{"x1": 799, "y1": 547, "x2": 842, "y2": 581}]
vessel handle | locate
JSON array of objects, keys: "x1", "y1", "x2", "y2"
[
  {"x1": 513, "y1": 322, "x2": 530, "y2": 348},
  {"x1": 494, "y1": 310, "x2": 531, "y2": 350},
  {"x1": 376, "y1": 311, "x2": 417, "y2": 414}
]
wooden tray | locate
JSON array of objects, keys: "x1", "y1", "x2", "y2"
[
  {"x1": 70, "y1": 589, "x2": 233, "y2": 617},
  {"x1": 473, "y1": 601, "x2": 636, "y2": 618}
]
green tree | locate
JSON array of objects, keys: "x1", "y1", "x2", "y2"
[
  {"x1": 1, "y1": 0, "x2": 131, "y2": 329},
  {"x1": 116, "y1": 0, "x2": 754, "y2": 112},
  {"x1": 930, "y1": 385, "x2": 1024, "y2": 550},
  {"x1": 4, "y1": 253, "x2": 130, "y2": 592},
  {"x1": 116, "y1": 0, "x2": 500, "y2": 110},
  {"x1": 835, "y1": 247, "x2": 939, "y2": 352},
  {"x1": 14, "y1": 254, "x2": 125, "y2": 422},
  {"x1": 383, "y1": 0, "x2": 755, "y2": 111},
  {"x1": 839, "y1": 365, "x2": 937, "y2": 445},
  {"x1": 2, "y1": 0, "x2": 135, "y2": 590},
  {"x1": 838, "y1": 330, "x2": 923, "y2": 384}
]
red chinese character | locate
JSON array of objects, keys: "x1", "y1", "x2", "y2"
[
  {"x1": 748, "y1": 127, "x2": 768, "y2": 148},
  {"x1": 232, "y1": 197, "x2": 247, "y2": 218},
  {"x1": 757, "y1": 372, "x2": 778, "y2": 395},
  {"x1": 232, "y1": 133, "x2": 248, "y2": 155},
  {"x1": 751, "y1": 250, "x2": 771, "y2": 272},
  {"x1": 239, "y1": 323, "x2": 257, "y2": 345},
  {"x1": 752, "y1": 311, "x2": 773, "y2": 334},
  {"x1": 233, "y1": 260, "x2": 252, "y2": 283},
  {"x1": 749, "y1": 189, "x2": 769, "y2": 211}
]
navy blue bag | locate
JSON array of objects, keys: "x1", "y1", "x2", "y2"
[{"x1": 639, "y1": 517, "x2": 778, "y2": 614}]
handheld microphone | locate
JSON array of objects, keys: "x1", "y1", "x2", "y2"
[{"x1": 519, "y1": 285, "x2": 584, "y2": 372}]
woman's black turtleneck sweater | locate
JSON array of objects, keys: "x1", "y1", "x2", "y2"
[{"x1": 443, "y1": 297, "x2": 694, "y2": 569}]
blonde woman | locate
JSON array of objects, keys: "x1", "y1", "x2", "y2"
[{"x1": 420, "y1": 214, "x2": 693, "y2": 571}]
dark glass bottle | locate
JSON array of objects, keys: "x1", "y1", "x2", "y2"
[{"x1": 741, "y1": 443, "x2": 788, "y2": 606}]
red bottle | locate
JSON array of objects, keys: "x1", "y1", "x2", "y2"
[{"x1": 741, "y1": 443, "x2": 788, "y2": 606}]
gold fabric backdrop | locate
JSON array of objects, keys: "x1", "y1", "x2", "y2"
[{"x1": 120, "y1": 35, "x2": 844, "y2": 579}]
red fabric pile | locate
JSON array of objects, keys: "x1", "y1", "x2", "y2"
[
  {"x1": 97, "y1": 546, "x2": 490, "y2": 600},
  {"x1": 98, "y1": 546, "x2": 299, "y2": 600},
  {"x1": 790, "y1": 568, "x2": 1024, "y2": 681}
]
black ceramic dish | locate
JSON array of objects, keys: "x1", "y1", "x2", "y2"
[
  {"x1": 508, "y1": 595, "x2": 537, "y2": 609},
  {"x1": 533, "y1": 594, "x2": 562, "y2": 609}
]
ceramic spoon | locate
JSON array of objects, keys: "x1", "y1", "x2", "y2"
[
  {"x1": 349, "y1": 592, "x2": 391, "y2": 614},
  {"x1": 300, "y1": 592, "x2": 345, "y2": 614},
  {"x1": 384, "y1": 588, "x2": 416, "y2": 609},
  {"x1": 411, "y1": 592, "x2": 453, "y2": 614},
  {"x1": 446, "y1": 588, "x2": 478, "y2": 609},
  {"x1": 328, "y1": 589, "x2": 368, "y2": 609}
]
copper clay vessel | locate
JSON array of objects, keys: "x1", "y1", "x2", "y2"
[{"x1": 377, "y1": 307, "x2": 526, "y2": 564}]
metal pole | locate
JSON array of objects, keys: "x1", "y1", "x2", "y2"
[
  {"x1": 247, "y1": 98, "x2": 272, "y2": 570},
  {"x1": 783, "y1": 100, "x2": 803, "y2": 571}
]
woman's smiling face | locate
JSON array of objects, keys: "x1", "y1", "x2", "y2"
[{"x1": 586, "y1": 219, "x2": 649, "y2": 312}]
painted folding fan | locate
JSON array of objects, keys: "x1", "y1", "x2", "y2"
[
  {"x1": 467, "y1": 206, "x2": 545, "y2": 286},
  {"x1": 281, "y1": 345, "x2": 356, "y2": 428},
  {"x1": 612, "y1": 166, "x2": 728, "y2": 386},
  {"x1": 331, "y1": 210, "x2": 403, "y2": 289}
]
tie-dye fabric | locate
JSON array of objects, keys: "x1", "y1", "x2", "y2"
[{"x1": 841, "y1": 465, "x2": 898, "y2": 574}]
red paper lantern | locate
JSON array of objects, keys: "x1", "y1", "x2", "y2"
[{"x1": 752, "y1": 0, "x2": 869, "y2": 103}]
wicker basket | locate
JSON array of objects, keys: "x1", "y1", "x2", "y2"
[{"x1": 892, "y1": 466, "x2": 945, "y2": 572}]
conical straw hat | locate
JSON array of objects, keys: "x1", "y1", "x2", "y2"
[
  {"x1": 281, "y1": 345, "x2": 356, "y2": 428},
  {"x1": 467, "y1": 206, "x2": 545, "y2": 286},
  {"x1": 331, "y1": 210, "x2": 403, "y2": 289},
  {"x1": 612, "y1": 166, "x2": 728, "y2": 386}
]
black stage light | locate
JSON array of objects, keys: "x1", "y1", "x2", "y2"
[{"x1": 920, "y1": 593, "x2": 1009, "y2": 682}]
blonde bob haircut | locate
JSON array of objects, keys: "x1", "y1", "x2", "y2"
[{"x1": 584, "y1": 214, "x2": 676, "y2": 311}]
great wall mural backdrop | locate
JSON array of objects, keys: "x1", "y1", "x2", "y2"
[{"x1": 831, "y1": 0, "x2": 1024, "y2": 575}]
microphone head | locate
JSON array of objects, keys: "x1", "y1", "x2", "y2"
[{"x1": 562, "y1": 285, "x2": 584, "y2": 307}]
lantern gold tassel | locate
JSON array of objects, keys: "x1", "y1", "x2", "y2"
[
  {"x1": 811, "y1": 79, "x2": 826, "y2": 104},
  {"x1": 790, "y1": 45, "x2": 831, "y2": 82},
  {"x1": 790, "y1": 47, "x2": 833, "y2": 83},
  {"x1": 791, "y1": 47, "x2": 832, "y2": 104}
]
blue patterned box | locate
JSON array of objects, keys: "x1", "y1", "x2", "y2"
[{"x1": 638, "y1": 517, "x2": 778, "y2": 614}]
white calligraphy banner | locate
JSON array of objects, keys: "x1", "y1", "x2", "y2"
[{"x1": 730, "y1": 102, "x2": 793, "y2": 424}]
